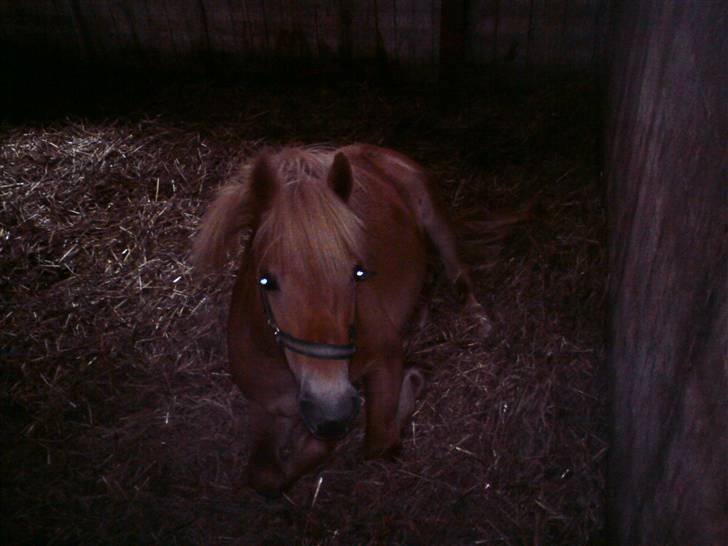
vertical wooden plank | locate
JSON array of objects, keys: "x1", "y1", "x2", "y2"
[
  {"x1": 67, "y1": 0, "x2": 93, "y2": 62},
  {"x1": 591, "y1": 0, "x2": 609, "y2": 70},
  {"x1": 492, "y1": 0, "x2": 500, "y2": 62},
  {"x1": 110, "y1": 1, "x2": 144, "y2": 64},
  {"x1": 431, "y1": 0, "x2": 440, "y2": 67},
  {"x1": 558, "y1": 0, "x2": 569, "y2": 64},
  {"x1": 370, "y1": 0, "x2": 390, "y2": 79},
  {"x1": 337, "y1": 0, "x2": 354, "y2": 73},
  {"x1": 48, "y1": 0, "x2": 74, "y2": 56},
  {"x1": 439, "y1": 0, "x2": 468, "y2": 109},
  {"x1": 607, "y1": 0, "x2": 728, "y2": 543},
  {"x1": 196, "y1": 0, "x2": 212, "y2": 71},
  {"x1": 391, "y1": 0, "x2": 399, "y2": 61},
  {"x1": 525, "y1": 0, "x2": 535, "y2": 65}
]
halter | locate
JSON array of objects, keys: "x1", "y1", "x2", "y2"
[{"x1": 259, "y1": 284, "x2": 357, "y2": 360}]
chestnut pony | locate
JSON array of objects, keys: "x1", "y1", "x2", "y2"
[{"x1": 194, "y1": 144, "x2": 487, "y2": 495}]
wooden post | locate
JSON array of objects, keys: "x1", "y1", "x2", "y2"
[{"x1": 607, "y1": 1, "x2": 727, "y2": 544}]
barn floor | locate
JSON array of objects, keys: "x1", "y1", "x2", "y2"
[{"x1": 1, "y1": 75, "x2": 607, "y2": 544}]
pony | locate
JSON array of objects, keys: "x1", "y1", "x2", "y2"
[{"x1": 193, "y1": 144, "x2": 489, "y2": 496}]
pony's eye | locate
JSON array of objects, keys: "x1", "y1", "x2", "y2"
[
  {"x1": 353, "y1": 266, "x2": 369, "y2": 282},
  {"x1": 259, "y1": 274, "x2": 279, "y2": 291}
]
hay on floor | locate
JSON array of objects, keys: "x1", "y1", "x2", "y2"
[{"x1": 1, "y1": 79, "x2": 606, "y2": 544}]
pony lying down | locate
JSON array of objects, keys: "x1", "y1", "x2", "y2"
[{"x1": 193, "y1": 144, "x2": 489, "y2": 496}]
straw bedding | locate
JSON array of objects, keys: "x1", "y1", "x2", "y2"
[{"x1": 1, "y1": 78, "x2": 606, "y2": 544}]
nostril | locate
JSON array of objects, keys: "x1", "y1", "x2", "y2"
[
  {"x1": 315, "y1": 419, "x2": 348, "y2": 439},
  {"x1": 299, "y1": 391, "x2": 360, "y2": 440},
  {"x1": 299, "y1": 397, "x2": 321, "y2": 430},
  {"x1": 299, "y1": 397, "x2": 315, "y2": 416}
]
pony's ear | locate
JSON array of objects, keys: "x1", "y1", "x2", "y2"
[
  {"x1": 192, "y1": 153, "x2": 278, "y2": 272},
  {"x1": 327, "y1": 152, "x2": 353, "y2": 202},
  {"x1": 249, "y1": 153, "x2": 278, "y2": 213}
]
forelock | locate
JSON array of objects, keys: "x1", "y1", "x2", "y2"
[{"x1": 252, "y1": 149, "x2": 364, "y2": 282}]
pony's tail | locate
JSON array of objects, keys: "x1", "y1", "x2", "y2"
[
  {"x1": 457, "y1": 202, "x2": 534, "y2": 243},
  {"x1": 192, "y1": 172, "x2": 253, "y2": 272},
  {"x1": 456, "y1": 202, "x2": 535, "y2": 265}
]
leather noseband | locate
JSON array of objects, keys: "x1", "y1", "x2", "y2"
[{"x1": 260, "y1": 287, "x2": 356, "y2": 360}]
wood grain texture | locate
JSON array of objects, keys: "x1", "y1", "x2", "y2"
[
  {"x1": 1, "y1": 0, "x2": 606, "y2": 73},
  {"x1": 607, "y1": 0, "x2": 728, "y2": 543}
]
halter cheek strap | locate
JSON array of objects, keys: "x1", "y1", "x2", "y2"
[{"x1": 260, "y1": 288, "x2": 357, "y2": 360}]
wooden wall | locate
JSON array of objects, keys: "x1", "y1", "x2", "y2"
[
  {"x1": 1, "y1": 0, "x2": 608, "y2": 77},
  {"x1": 607, "y1": 0, "x2": 727, "y2": 543}
]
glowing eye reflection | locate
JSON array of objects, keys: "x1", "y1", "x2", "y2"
[
  {"x1": 259, "y1": 274, "x2": 278, "y2": 290},
  {"x1": 354, "y1": 266, "x2": 369, "y2": 281}
]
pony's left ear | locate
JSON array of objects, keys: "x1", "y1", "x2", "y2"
[
  {"x1": 192, "y1": 153, "x2": 278, "y2": 273},
  {"x1": 328, "y1": 152, "x2": 353, "y2": 202}
]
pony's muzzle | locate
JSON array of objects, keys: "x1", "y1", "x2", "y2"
[{"x1": 299, "y1": 387, "x2": 360, "y2": 441}]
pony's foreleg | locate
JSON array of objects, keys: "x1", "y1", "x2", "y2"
[
  {"x1": 363, "y1": 363, "x2": 424, "y2": 458},
  {"x1": 246, "y1": 404, "x2": 333, "y2": 496}
]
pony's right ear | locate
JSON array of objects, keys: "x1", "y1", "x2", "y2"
[{"x1": 192, "y1": 153, "x2": 278, "y2": 272}]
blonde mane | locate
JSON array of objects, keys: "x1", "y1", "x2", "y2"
[{"x1": 253, "y1": 148, "x2": 365, "y2": 282}]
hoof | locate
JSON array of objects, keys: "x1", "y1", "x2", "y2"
[
  {"x1": 473, "y1": 312, "x2": 493, "y2": 338},
  {"x1": 466, "y1": 300, "x2": 493, "y2": 338},
  {"x1": 403, "y1": 367, "x2": 425, "y2": 400}
]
